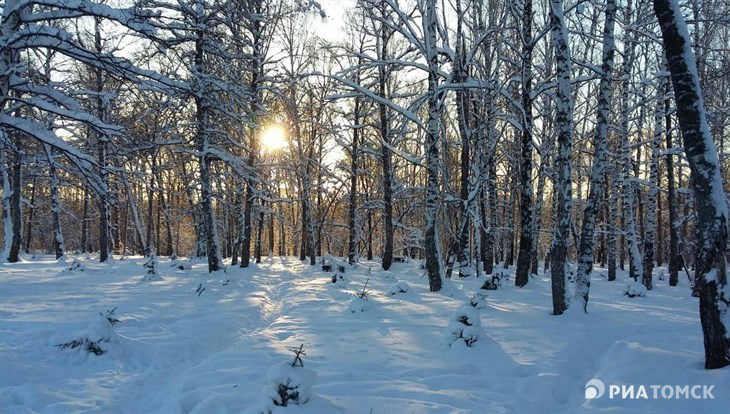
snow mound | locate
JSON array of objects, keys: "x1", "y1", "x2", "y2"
[
  {"x1": 585, "y1": 339, "x2": 729, "y2": 413},
  {"x1": 624, "y1": 280, "x2": 648, "y2": 298},
  {"x1": 388, "y1": 281, "x2": 411, "y2": 296},
  {"x1": 469, "y1": 289, "x2": 490, "y2": 309},
  {"x1": 445, "y1": 305, "x2": 484, "y2": 347},
  {"x1": 55, "y1": 313, "x2": 121, "y2": 357},
  {"x1": 348, "y1": 295, "x2": 373, "y2": 313},
  {"x1": 259, "y1": 362, "x2": 318, "y2": 412}
]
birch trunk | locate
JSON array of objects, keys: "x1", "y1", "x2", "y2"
[
  {"x1": 515, "y1": 0, "x2": 534, "y2": 288},
  {"x1": 654, "y1": 0, "x2": 730, "y2": 369},
  {"x1": 548, "y1": 0, "x2": 572, "y2": 315},
  {"x1": 574, "y1": 0, "x2": 616, "y2": 310}
]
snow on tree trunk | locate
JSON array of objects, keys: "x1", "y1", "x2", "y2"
[
  {"x1": 548, "y1": 0, "x2": 572, "y2": 316},
  {"x1": 486, "y1": 123, "x2": 498, "y2": 274},
  {"x1": 642, "y1": 85, "x2": 663, "y2": 290},
  {"x1": 423, "y1": 0, "x2": 442, "y2": 292},
  {"x1": 241, "y1": 12, "x2": 264, "y2": 267},
  {"x1": 6, "y1": 145, "x2": 22, "y2": 263},
  {"x1": 44, "y1": 144, "x2": 65, "y2": 259},
  {"x1": 662, "y1": 58, "x2": 681, "y2": 287},
  {"x1": 23, "y1": 177, "x2": 35, "y2": 254},
  {"x1": 121, "y1": 169, "x2": 146, "y2": 255},
  {"x1": 1, "y1": 139, "x2": 13, "y2": 262},
  {"x1": 515, "y1": 0, "x2": 534, "y2": 288},
  {"x1": 454, "y1": 0, "x2": 472, "y2": 279},
  {"x1": 574, "y1": 0, "x2": 616, "y2": 311},
  {"x1": 654, "y1": 0, "x2": 730, "y2": 369},
  {"x1": 618, "y1": 0, "x2": 642, "y2": 281},
  {"x1": 376, "y1": 1, "x2": 394, "y2": 271},
  {"x1": 348, "y1": 96, "x2": 361, "y2": 265},
  {"x1": 193, "y1": 9, "x2": 222, "y2": 273},
  {"x1": 232, "y1": 189, "x2": 243, "y2": 265}
]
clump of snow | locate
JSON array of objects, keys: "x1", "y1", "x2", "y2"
[
  {"x1": 55, "y1": 311, "x2": 121, "y2": 356},
  {"x1": 259, "y1": 362, "x2": 318, "y2": 412},
  {"x1": 388, "y1": 281, "x2": 410, "y2": 296},
  {"x1": 63, "y1": 258, "x2": 86, "y2": 272},
  {"x1": 445, "y1": 305, "x2": 484, "y2": 347},
  {"x1": 624, "y1": 280, "x2": 648, "y2": 298},
  {"x1": 482, "y1": 271, "x2": 509, "y2": 291},
  {"x1": 469, "y1": 289, "x2": 490, "y2": 309},
  {"x1": 173, "y1": 259, "x2": 192, "y2": 271},
  {"x1": 347, "y1": 295, "x2": 373, "y2": 313}
]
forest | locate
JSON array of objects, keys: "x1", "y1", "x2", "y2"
[{"x1": 2, "y1": 0, "x2": 729, "y2": 370}]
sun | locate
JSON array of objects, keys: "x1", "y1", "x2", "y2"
[{"x1": 261, "y1": 125, "x2": 287, "y2": 151}]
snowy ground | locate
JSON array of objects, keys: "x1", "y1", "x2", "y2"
[{"x1": 1, "y1": 255, "x2": 727, "y2": 414}]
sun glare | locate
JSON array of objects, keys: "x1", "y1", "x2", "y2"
[{"x1": 261, "y1": 125, "x2": 287, "y2": 151}]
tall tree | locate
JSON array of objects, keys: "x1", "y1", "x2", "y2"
[
  {"x1": 574, "y1": 0, "x2": 617, "y2": 312},
  {"x1": 654, "y1": 0, "x2": 730, "y2": 370},
  {"x1": 422, "y1": 0, "x2": 443, "y2": 291},
  {"x1": 514, "y1": 0, "x2": 535, "y2": 288},
  {"x1": 548, "y1": 0, "x2": 572, "y2": 316},
  {"x1": 642, "y1": 77, "x2": 663, "y2": 290}
]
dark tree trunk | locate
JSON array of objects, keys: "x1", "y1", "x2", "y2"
[
  {"x1": 255, "y1": 205, "x2": 264, "y2": 263},
  {"x1": 44, "y1": 145, "x2": 64, "y2": 259},
  {"x1": 194, "y1": 26, "x2": 222, "y2": 272},
  {"x1": 146, "y1": 155, "x2": 156, "y2": 256},
  {"x1": 8, "y1": 148, "x2": 22, "y2": 262},
  {"x1": 348, "y1": 98, "x2": 360, "y2": 265},
  {"x1": 655, "y1": 0, "x2": 730, "y2": 369},
  {"x1": 81, "y1": 187, "x2": 89, "y2": 253},
  {"x1": 454, "y1": 0, "x2": 472, "y2": 278},
  {"x1": 23, "y1": 177, "x2": 35, "y2": 254},
  {"x1": 378, "y1": 2, "x2": 394, "y2": 271},
  {"x1": 664, "y1": 71, "x2": 680, "y2": 287},
  {"x1": 515, "y1": 0, "x2": 534, "y2": 288},
  {"x1": 93, "y1": 19, "x2": 110, "y2": 263},
  {"x1": 642, "y1": 93, "x2": 662, "y2": 290}
]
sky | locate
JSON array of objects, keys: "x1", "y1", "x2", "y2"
[{"x1": 317, "y1": 0, "x2": 357, "y2": 41}]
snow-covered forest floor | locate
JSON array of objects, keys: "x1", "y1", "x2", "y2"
[{"x1": 1, "y1": 255, "x2": 728, "y2": 413}]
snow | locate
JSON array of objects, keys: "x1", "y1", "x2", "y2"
[{"x1": 1, "y1": 255, "x2": 728, "y2": 413}]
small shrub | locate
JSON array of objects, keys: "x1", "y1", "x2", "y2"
[
  {"x1": 65, "y1": 258, "x2": 85, "y2": 272},
  {"x1": 356, "y1": 278, "x2": 372, "y2": 299},
  {"x1": 481, "y1": 275, "x2": 501, "y2": 291},
  {"x1": 101, "y1": 307, "x2": 121, "y2": 326},
  {"x1": 446, "y1": 305, "x2": 483, "y2": 347},
  {"x1": 260, "y1": 345, "x2": 318, "y2": 412},
  {"x1": 56, "y1": 309, "x2": 120, "y2": 356},
  {"x1": 143, "y1": 254, "x2": 160, "y2": 281},
  {"x1": 469, "y1": 289, "x2": 489, "y2": 309},
  {"x1": 56, "y1": 338, "x2": 105, "y2": 355}
]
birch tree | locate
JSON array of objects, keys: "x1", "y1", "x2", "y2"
[
  {"x1": 654, "y1": 0, "x2": 729, "y2": 370},
  {"x1": 548, "y1": 0, "x2": 572, "y2": 315},
  {"x1": 514, "y1": 0, "x2": 535, "y2": 288},
  {"x1": 574, "y1": 0, "x2": 617, "y2": 312}
]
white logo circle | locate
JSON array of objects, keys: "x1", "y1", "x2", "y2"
[{"x1": 585, "y1": 379, "x2": 605, "y2": 399}]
